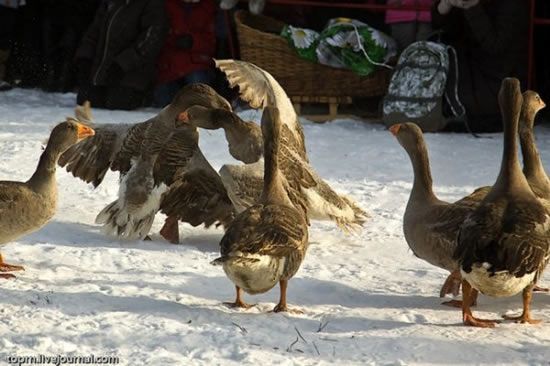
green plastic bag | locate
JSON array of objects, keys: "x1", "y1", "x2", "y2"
[
  {"x1": 281, "y1": 25, "x2": 320, "y2": 63},
  {"x1": 281, "y1": 18, "x2": 396, "y2": 76}
]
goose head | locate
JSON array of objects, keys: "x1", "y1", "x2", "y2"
[
  {"x1": 177, "y1": 105, "x2": 236, "y2": 130},
  {"x1": 47, "y1": 119, "x2": 95, "y2": 155},
  {"x1": 389, "y1": 122, "x2": 424, "y2": 155},
  {"x1": 169, "y1": 83, "x2": 232, "y2": 127},
  {"x1": 520, "y1": 91, "x2": 546, "y2": 133}
]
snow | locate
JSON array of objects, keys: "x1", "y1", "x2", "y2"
[{"x1": 1, "y1": 89, "x2": 550, "y2": 365}]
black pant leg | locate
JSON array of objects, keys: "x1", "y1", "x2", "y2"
[
  {"x1": 104, "y1": 86, "x2": 144, "y2": 110},
  {"x1": 77, "y1": 84, "x2": 107, "y2": 108}
]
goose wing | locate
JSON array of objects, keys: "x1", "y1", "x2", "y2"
[
  {"x1": 453, "y1": 186, "x2": 490, "y2": 209},
  {"x1": 159, "y1": 147, "x2": 235, "y2": 229},
  {"x1": 59, "y1": 119, "x2": 152, "y2": 186},
  {"x1": 215, "y1": 59, "x2": 307, "y2": 159},
  {"x1": 455, "y1": 199, "x2": 550, "y2": 279},
  {"x1": 220, "y1": 204, "x2": 307, "y2": 258}
]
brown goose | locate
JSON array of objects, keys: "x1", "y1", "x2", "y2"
[
  {"x1": 519, "y1": 90, "x2": 548, "y2": 201},
  {"x1": 390, "y1": 122, "x2": 488, "y2": 304},
  {"x1": 180, "y1": 60, "x2": 368, "y2": 232},
  {"x1": 211, "y1": 107, "x2": 309, "y2": 312},
  {"x1": 0, "y1": 120, "x2": 95, "y2": 279},
  {"x1": 59, "y1": 84, "x2": 234, "y2": 243},
  {"x1": 454, "y1": 78, "x2": 550, "y2": 328}
]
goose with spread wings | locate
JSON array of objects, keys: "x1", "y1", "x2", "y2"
[
  {"x1": 58, "y1": 84, "x2": 235, "y2": 243},
  {"x1": 180, "y1": 59, "x2": 368, "y2": 233}
]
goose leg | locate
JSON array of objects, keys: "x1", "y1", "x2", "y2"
[
  {"x1": 224, "y1": 286, "x2": 253, "y2": 309},
  {"x1": 159, "y1": 216, "x2": 180, "y2": 244},
  {"x1": 462, "y1": 280, "x2": 497, "y2": 328},
  {"x1": 0, "y1": 253, "x2": 24, "y2": 274},
  {"x1": 273, "y1": 280, "x2": 303, "y2": 314},
  {"x1": 442, "y1": 291, "x2": 478, "y2": 308},
  {"x1": 440, "y1": 269, "x2": 462, "y2": 297},
  {"x1": 502, "y1": 285, "x2": 541, "y2": 324}
]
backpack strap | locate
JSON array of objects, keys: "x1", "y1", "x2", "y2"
[{"x1": 444, "y1": 45, "x2": 481, "y2": 137}]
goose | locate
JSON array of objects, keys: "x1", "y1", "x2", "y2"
[
  {"x1": 58, "y1": 84, "x2": 235, "y2": 243},
  {"x1": 519, "y1": 90, "x2": 548, "y2": 202},
  {"x1": 519, "y1": 90, "x2": 549, "y2": 293},
  {"x1": 0, "y1": 119, "x2": 95, "y2": 279},
  {"x1": 454, "y1": 78, "x2": 550, "y2": 328},
  {"x1": 180, "y1": 59, "x2": 368, "y2": 233},
  {"x1": 390, "y1": 122, "x2": 489, "y2": 305},
  {"x1": 211, "y1": 107, "x2": 309, "y2": 312}
]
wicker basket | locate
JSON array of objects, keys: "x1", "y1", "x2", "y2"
[{"x1": 234, "y1": 10, "x2": 391, "y2": 98}]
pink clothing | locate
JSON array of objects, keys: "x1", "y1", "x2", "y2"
[{"x1": 385, "y1": 0, "x2": 433, "y2": 24}]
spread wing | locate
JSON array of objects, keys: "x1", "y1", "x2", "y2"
[
  {"x1": 159, "y1": 150, "x2": 235, "y2": 229},
  {"x1": 58, "y1": 123, "x2": 132, "y2": 186},
  {"x1": 110, "y1": 120, "x2": 152, "y2": 174},
  {"x1": 455, "y1": 199, "x2": 550, "y2": 279},
  {"x1": 215, "y1": 59, "x2": 307, "y2": 159},
  {"x1": 153, "y1": 127, "x2": 199, "y2": 186},
  {"x1": 220, "y1": 204, "x2": 307, "y2": 258}
]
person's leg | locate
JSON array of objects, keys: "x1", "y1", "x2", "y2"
[
  {"x1": 416, "y1": 22, "x2": 432, "y2": 42},
  {"x1": 152, "y1": 80, "x2": 182, "y2": 108},
  {"x1": 389, "y1": 22, "x2": 416, "y2": 53},
  {"x1": 105, "y1": 86, "x2": 144, "y2": 110},
  {"x1": 77, "y1": 85, "x2": 107, "y2": 108},
  {"x1": 181, "y1": 69, "x2": 216, "y2": 86}
]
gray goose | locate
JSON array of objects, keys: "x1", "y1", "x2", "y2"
[
  {"x1": 211, "y1": 107, "x2": 309, "y2": 312},
  {"x1": 181, "y1": 59, "x2": 368, "y2": 232},
  {"x1": 414, "y1": 91, "x2": 547, "y2": 297},
  {"x1": 0, "y1": 120, "x2": 95, "y2": 279},
  {"x1": 59, "y1": 84, "x2": 235, "y2": 243},
  {"x1": 519, "y1": 90, "x2": 549, "y2": 292},
  {"x1": 519, "y1": 90, "x2": 549, "y2": 202},
  {"x1": 454, "y1": 78, "x2": 550, "y2": 328},
  {"x1": 390, "y1": 122, "x2": 488, "y2": 304}
]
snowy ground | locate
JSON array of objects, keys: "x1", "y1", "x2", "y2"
[{"x1": 1, "y1": 89, "x2": 550, "y2": 366}]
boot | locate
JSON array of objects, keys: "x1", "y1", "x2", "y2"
[{"x1": 0, "y1": 49, "x2": 12, "y2": 91}]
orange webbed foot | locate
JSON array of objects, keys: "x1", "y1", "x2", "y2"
[
  {"x1": 463, "y1": 313, "x2": 498, "y2": 328},
  {"x1": 532, "y1": 285, "x2": 549, "y2": 293},
  {"x1": 271, "y1": 303, "x2": 303, "y2": 314},
  {"x1": 0, "y1": 273, "x2": 17, "y2": 279},
  {"x1": 0, "y1": 262, "x2": 24, "y2": 272},
  {"x1": 502, "y1": 313, "x2": 542, "y2": 324},
  {"x1": 223, "y1": 300, "x2": 254, "y2": 309}
]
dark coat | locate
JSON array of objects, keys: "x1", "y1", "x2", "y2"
[
  {"x1": 76, "y1": 0, "x2": 168, "y2": 91},
  {"x1": 432, "y1": 0, "x2": 529, "y2": 132}
]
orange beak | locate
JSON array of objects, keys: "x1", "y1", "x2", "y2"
[
  {"x1": 389, "y1": 124, "x2": 401, "y2": 136},
  {"x1": 76, "y1": 123, "x2": 95, "y2": 139},
  {"x1": 177, "y1": 111, "x2": 190, "y2": 124}
]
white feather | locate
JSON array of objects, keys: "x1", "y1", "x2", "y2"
[
  {"x1": 222, "y1": 252, "x2": 286, "y2": 295},
  {"x1": 461, "y1": 265, "x2": 536, "y2": 297}
]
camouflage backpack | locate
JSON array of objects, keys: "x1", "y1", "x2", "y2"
[{"x1": 382, "y1": 41, "x2": 465, "y2": 132}]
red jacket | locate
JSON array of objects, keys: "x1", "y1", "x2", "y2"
[{"x1": 156, "y1": 0, "x2": 216, "y2": 84}]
